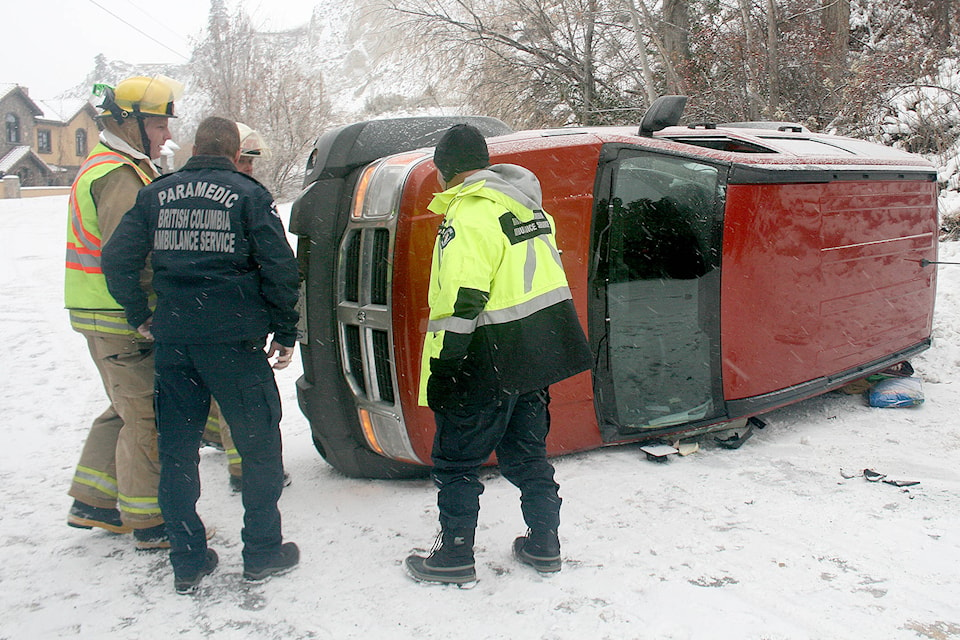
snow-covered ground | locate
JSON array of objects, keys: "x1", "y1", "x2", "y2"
[{"x1": 0, "y1": 195, "x2": 958, "y2": 640}]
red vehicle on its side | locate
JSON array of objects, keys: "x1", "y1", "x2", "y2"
[{"x1": 289, "y1": 97, "x2": 938, "y2": 478}]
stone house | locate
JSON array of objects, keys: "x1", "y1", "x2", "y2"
[
  {"x1": 35, "y1": 98, "x2": 100, "y2": 186},
  {"x1": 1, "y1": 84, "x2": 101, "y2": 187}
]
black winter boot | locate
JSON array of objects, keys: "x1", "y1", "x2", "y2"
[
  {"x1": 244, "y1": 542, "x2": 300, "y2": 581},
  {"x1": 405, "y1": 529, "x2": 476, "y2": 584},
  {"x1": 174, "y1": 548, "x2": 219, "y2": 594},
  {"x1": 513, "y1": 529, "x2": 561, "y2": 573}
]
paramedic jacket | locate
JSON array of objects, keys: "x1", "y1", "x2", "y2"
[{"x1": 101, "y1": 155, "x2": 299, "y2": 347}]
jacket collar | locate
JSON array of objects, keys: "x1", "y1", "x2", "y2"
[
  {"x1": 99, "y1": 130, "x2": 161, "y2": 179},
  {"x1": 428, "y1": 164, "x2": 543, "y2": 221},
  {"x1": 181, "y1": 155, "x2": 240, "y2": 172}
]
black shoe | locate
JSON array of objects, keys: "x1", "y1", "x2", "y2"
[
  {"x1": 174, "y1": 549, "x2": 219, "y2": 594},
  {"x1": 67, "y1": 500, "x2": 132, "y2": 534},
  {"x1": 513, "y1": 529, "x2": 561, "y2": 573},
  {"x1": 229, "y1": 472, "x2": 292, "y2": 494},
  {"x1": 405, "y1": 530, "x2": 476, "y2": 585},
  {"x1": 134, "y1": 524, "x2": 169, "y2": 550},
  {"x1": 244, "y1": 542, "x2": 300, "y2": 581}
]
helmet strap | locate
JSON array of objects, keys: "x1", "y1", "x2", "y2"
[{"x1": 133, "y1": 106, "x2": 152, "y2": 158}]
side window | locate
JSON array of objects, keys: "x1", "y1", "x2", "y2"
[
  {"x1": 75, "y1": 129, "x2": 88, "y2": 157},
  {"x1": 37, "y1": 129, "x2": 52, "y2": 154},
  {"x1": 607, "y1": 154, "x2": 721, "y2": 283},
  {"x1": 6, "y1": 113, "x2": 20, "y2": 144}
]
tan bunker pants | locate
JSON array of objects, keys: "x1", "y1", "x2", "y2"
[{"x1": 68, "y1": 334, "x2": 162, "y2": 529}]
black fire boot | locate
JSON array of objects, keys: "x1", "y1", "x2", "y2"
[
  {"x1": 405, "y1": 529, "x2": 476, "y2": 585},
  {"x1": 513, "y1": 529, "x2": 561, "y2": 573}
]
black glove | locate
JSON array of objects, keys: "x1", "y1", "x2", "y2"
[
  {"x1": 427, "y1": 357, "x2": 466, "y2": 412},
  {"x1": 427, "y1": 373, "x2": 460, "y2": 412}
]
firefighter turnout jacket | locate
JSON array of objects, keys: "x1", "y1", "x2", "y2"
[
  {"x1": 101, "y1": 155, "x2": 299, "y2": 346},
  {"x1": 65, "y1": 141, "x2": 157, "y2": 335},
  {"x1": 419, "y1": 163, "x2": 592, "y2": 406}
]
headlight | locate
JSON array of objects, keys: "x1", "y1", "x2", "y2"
[{"x1": 351, "y1": 152, "x2": 428, "y2": 220}]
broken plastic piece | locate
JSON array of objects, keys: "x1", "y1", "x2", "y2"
[
  {"x1": 883, "y1": 479, "x2": 920, "y2": 487},
  {"x1": 675, "y1": 441, "x2": 700, "y2": 456},
  {"x1": 879, "y1": 361, "x2": 914, "y2": 378},
  {"x1": 715, "y1": 423, "x2": 754, "y2": 449},
  {"x1": 641, "y1": 443, "x2": 678, "y2": 462},
  {"x1": 863, "y1": 469, "x2": 886, "y2": 482}
]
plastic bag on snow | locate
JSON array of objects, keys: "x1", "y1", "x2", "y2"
[{"x1": 868, "y1": 377, "x2": 924, "y2": 408}]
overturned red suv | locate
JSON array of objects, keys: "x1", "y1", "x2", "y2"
[{"x1": 289, "y1": 97, "x2": 938, "y2": 478}]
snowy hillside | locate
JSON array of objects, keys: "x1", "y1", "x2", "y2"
[{"x1": 0, "y1": 195, "x2": 958, "y2": 639}]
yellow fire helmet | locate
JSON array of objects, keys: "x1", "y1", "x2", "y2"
[
  {"x1": 237, "y1": 122, "x2": 272, "y2": 159},
  {"x1": 94, "y1": 75, "x2": 184, "y2": 121}
]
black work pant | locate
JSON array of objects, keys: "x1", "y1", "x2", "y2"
[
  {"x1": 431, "y1": 388, "x2": 561, "y2": 533},
  {"x1": 154, "y1": 340, "x2": 284, "y2": 577}
]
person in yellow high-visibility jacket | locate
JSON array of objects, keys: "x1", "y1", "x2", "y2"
[
  {"x1": 64, "y1": 76, "x2": 183, "y2": 549},
  {"x1": 405, "y1": 124, "x2": 592, "y2": 585}
]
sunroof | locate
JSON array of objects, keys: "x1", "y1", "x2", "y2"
[{"x1": 664, "y1": 136, "x2": 775, "y2": 153}]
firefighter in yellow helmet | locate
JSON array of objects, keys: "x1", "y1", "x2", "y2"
[{"x1": 65, "y1": 75, "x2": 188, "y2": 549}]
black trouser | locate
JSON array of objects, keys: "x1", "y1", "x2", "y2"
[
  {"x1": 431, "y1": 388, "x2": 561, "y2": 533},
  {"x1": 154, "y1": 340, "x2": 284, "y2": 576}
]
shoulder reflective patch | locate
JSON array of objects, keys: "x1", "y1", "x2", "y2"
[
  {"x1": 439, "y1": 223, "x2": 456, "y2": 249},
  {"x1": 499, "y1": 209, "x2": 552, "y2": 245}
]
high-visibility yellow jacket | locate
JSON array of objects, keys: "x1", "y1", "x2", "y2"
[
  {"x1": 419, "y1": 164, "x2": 592, "y2": 406},
  {"x1": 65, "y1": 142, "x2": 154, "y2": 335}
]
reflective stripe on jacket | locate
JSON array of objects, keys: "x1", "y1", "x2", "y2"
[
  {"x1": 419, "y1": 164, "x2": 592, "y2": 404},
  {"x1": 65, "y1": 143, "x2": 152, "y2": 335}
]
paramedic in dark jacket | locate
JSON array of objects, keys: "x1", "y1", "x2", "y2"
[
  {"x1": 102, "y1": 116, "x2": 300, "y2": 594},
  {"x1": 405, "y1": 124, "x2": 592, "y2": 585}
]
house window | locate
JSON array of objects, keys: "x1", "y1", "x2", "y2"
[
  {"x1": 75, "y1": 129, "x2": 88, "y2": 157},
  {"x1": 5, "y1": 113, "x2": 20, "y2": 143},
  {"x1": 37, "y1": 129, "x2": 52, "y2": 154}
]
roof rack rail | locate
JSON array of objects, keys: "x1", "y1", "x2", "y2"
[{"x1": 719, "y1": 121, "x2": 810, "y2": 133}]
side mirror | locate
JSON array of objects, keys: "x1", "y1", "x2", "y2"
[{"x1": 639, "y1": 95, "x2": 688, "y2": 136}]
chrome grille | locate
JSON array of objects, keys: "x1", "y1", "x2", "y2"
[
  {"x1": 371, "y1": 229, "x2": 390, "y2": 305},
  {"x1": 371, "y1": 328, "x2": 394, "y2": 403},
  {"x1": 337, "y1": 226, "x2": 396, "y2": 403}
]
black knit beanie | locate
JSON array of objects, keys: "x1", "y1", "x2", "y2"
[{"x1": 434, "y1": 124, "x2": 490, "y2": 182}]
